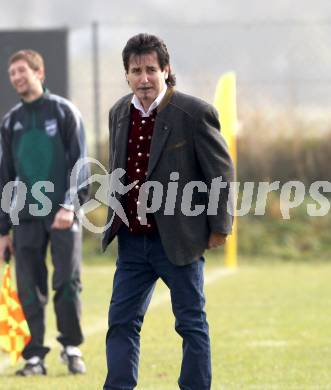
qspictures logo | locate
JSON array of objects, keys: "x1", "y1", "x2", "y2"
[{"x1": 1, "y1": 157, "x2": 330, "y2": 234}]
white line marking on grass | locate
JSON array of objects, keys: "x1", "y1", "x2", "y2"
[
  {"x1": 149, "y1": 267, "x2": 237, "y2": 309},
  {"x1": 247, "y1": 340, "x2": 291, "y2": 348},
  {"x1": 0, "y1": 267, "x2": 236, "y2": 373}
]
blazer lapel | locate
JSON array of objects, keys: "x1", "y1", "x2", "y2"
[
  {"x1": 113, "y1": 99, "x2": 131, "y2": 170},
  {"x1": 146, "y1": 88, "x2": 175, "y2": 179},
  {"x1": 146, "y1": 116, "x2": 171, "y2": 180}
]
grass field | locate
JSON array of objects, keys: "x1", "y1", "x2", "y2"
[{"x1": 1, "y1": 256, "x2": 331, "y2": 389}]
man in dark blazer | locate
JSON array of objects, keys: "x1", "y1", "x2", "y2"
[{"x1": 102, "y1": 33, "x2": 234, "y2": 390}]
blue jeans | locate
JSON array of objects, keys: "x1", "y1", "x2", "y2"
[{"x1": 104, "y1": 226, "x2": 211, "y2": 390}]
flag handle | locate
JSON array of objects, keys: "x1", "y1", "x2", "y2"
[{"x1": 4, "y1": 247, "x2": 11, "y2": 264}]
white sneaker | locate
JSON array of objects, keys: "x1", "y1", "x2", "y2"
[{"x1": 60, "y1": 346, "x2": 86, "y2": 374}]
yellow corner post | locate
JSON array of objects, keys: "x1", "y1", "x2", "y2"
[{"x1": 213, "y1": 72, "x2": 238, "y2": 268}]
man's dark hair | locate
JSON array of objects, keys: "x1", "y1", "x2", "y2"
[{"x1": 122, "y1": 33, "x2": 176, "y2": 87}]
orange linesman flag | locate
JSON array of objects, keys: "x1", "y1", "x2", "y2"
[{"x1": 0, "y1": 263, "x2": 31, "y2": 365}]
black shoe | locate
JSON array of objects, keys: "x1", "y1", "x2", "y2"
[
  {"x1": 15, "y1": 357, "x2": 47, "y2": 376},
  {"x1": 60, "y1": 346, "x2": 86, "y2": 375}
]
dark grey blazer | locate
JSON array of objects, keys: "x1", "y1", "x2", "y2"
[{"x1": 102, "y1": 88, "x2": 234, "y2": 265}]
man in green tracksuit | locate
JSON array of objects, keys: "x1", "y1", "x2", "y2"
[{"x1": 0, "y1": 50, "x2": 90, "y2": 376}]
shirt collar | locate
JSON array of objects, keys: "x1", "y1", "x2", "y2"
[
  {"x1": 21, "y1": 87, "x2": 49, "y2": 107},
  {"x1": 131, "y1": 86, "x2": 168, "y2": 117}
]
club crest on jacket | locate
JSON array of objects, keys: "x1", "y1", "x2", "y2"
[{"x1": 45, "y1": 119, "x2": 58, "y2": 136}]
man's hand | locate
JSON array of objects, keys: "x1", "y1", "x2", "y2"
[
  {"x1": 208, "y1": 232, "x2": 228, "y2": 249},
  {"x1": 0, "y1": 235, "x2": 14, "y2": 262},
  {"x1": 51, "y1": 208, "x2": 75, "y2": 230}
]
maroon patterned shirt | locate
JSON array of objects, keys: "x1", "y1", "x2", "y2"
[{"x1": 123, "y1": 106, "x2": 158, "y2": 234}]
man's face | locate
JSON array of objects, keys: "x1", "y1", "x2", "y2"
[
  {"x1": 8, "y1": 59, "x2": 43, "y2": 98},
  {"x1": 126, "y1": 51, "x2": 169, "y2": 109}
]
